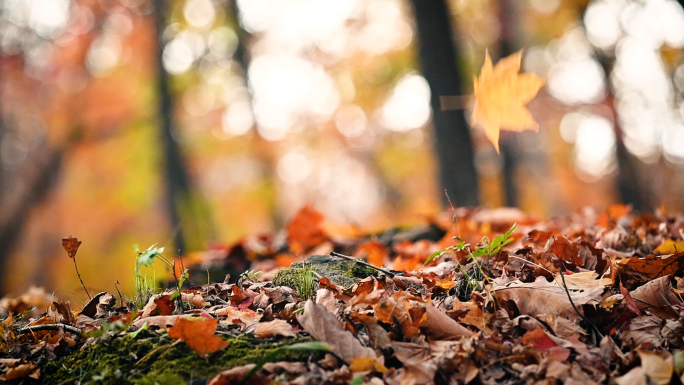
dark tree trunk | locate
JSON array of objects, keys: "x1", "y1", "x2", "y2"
[
  {"x1": 496, "y1": 0, "x2": 522, "y2": 207},
  {"x1": 153, "y1": 0, "x2": 194, "y2": 254},
  {"x1": 408, "y1": 0, "x2": 480, "y2": 207}
]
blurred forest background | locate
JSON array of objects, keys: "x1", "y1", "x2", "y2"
[{"x1": 1, "y1": 0, "x2": 684, "y2": 298}]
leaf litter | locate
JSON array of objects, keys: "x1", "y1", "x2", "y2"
[{"x1": 2, "y1": 204, "x2": 684, "y2": 384}]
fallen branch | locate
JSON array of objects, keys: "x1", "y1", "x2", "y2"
[{"x1": 18, "y1": 324, "x2": 82, "y2": 337}]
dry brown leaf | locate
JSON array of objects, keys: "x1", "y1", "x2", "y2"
[
  {"x1": 130, "y1": 314, "x2": 193, "y2": 331},
  {"x1": 61, "y1": 236, "x2": 82, "y2": 259},
  {"x1": 286, "y1": 204, "x2": 327, "y2": 254},
  {"x1": 618, "y1": 252, "x2": 684, "y2": 284},
  {"x1": 424, "y1": 303, "x2": 472, "y2": 339},
  {"x1": 615, "y1": 350, "x2": 673, "y2": 385},
  {"x1": 472, "y1": 50, "x2": 544, "y2": 152},
  {"x1": 550, "y1": 271, "x2": 610, "y2": 291},
  {"x1": 0, "y1": 359, "x2": 40, "y2": 381},
  {"x1": 182, "y1": 293, "x2": 209, "y2": 309},
  {"x1": 140, "y1": 293, "x2": 175, "y2": 318},
  {"x1": 253, "y1": 319, "x2": 296, "y2": 339},
  {"x1": 494, "y1": 276, "x2": 603, "y2": 320},
  {"x1": 546, "y1": 236, "x2": 582, "y2": 266},
  {"x1": 81, "y1": 292, "x2": 116, "y2": 318},
  {"x1": 371, "y1": 291, "x2": 426, "y2": 339},
  {"x1": 296, "y1": 300, "x2": 376, "y2": 361},
  {"x1": 448, "y1": 298, "x2": 488, "y2": 332},
  {"x1": 622, "y1": 316, "x2": 664, "y2": 348},
  {"x1": 168, "y1": 317, "x2": 229, "y2": 357},
  {"x1": 630, "y1": 276, "x2": 681, "y2": 312},
  {"x1": 48, "y1": 300, "x2": 75, "y2": 325}
]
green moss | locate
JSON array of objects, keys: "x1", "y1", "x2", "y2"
[
  {"x1": 41, "y1": 330, "x2": 315, "y2": 384},
  {"x1": 274, "y1": 254, "x2": 378, "y2": 291}
]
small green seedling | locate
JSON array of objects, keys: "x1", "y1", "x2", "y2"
[
  {"x1": 133, "y1": 244, "x2": 189, "y2": 309},
  {"x1": 425, "y1": 223, "x2": 517, "y2": 265}
]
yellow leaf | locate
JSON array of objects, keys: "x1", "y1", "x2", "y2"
[
  {"x1": 348, "y1": 357, "x2": 388, "y2": 373},
  {"x1": 654, "y1": 240, "x2": 684, "y2": 255},
  {"x1": 472, "y1": 50, "x2": 545, "y2": 152}
]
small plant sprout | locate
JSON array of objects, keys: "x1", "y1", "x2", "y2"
[
  {"x1": 425, "y1": 223, "x2": 517, "y2": 265},
  {"x1": 133, "y1": 244, "x2": 189, "y2": 309},
  {"x1": 62, "y1": 236, "x2": 91, "y2": 299}
]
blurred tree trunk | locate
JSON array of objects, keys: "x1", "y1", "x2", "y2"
[
  {"x1": 226, "y1": 0, "x2": 284, "y2": 229},
  {"x1": 590, "y1": 50, "x2": 647, "y2": 210},
  {"x1": 408, "y1": 0, "x2": 480, "y2": 207},
  {"x1": 496, "y1": 0, "x2": 522, "y2": 207},
  {"x1": 153, "y1": 0, "x2": 196, "y2": 254}
]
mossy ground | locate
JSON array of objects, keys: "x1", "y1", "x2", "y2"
[{"x1": 39, "y1": 330, "x2": 315, "y2": 384}]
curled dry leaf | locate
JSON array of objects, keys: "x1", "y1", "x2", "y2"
[
  {"x1": 253, "y1": 319, "x2": 296, "y2": 339},
  {"x1": 80, "y1": 292, "x2": 116, "y2": 318},
  {"x1": 61, "y1": 236, "x2": 82, "y2": 259},
  {"x1": 168, "y1": 317, "x2": 229, "y2": 357},
  {"x1": 630, "y1": 276, "x2": 682, "y2": 312},
  {"x1": 296, "y1": 300, "x2": 376, "y2": 361}
]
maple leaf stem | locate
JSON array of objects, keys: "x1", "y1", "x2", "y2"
[{"x1": 73, "y1": 258, "x2": 91, "y2": 300}]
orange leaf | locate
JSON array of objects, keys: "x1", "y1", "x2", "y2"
[
  {"x1": 286, "y1": 204, "x2": 327, "y2": 254},
  {"x1": 167, "y1": 317, "x2": 229, "y2": 357},
  {"x1": 433, "y1": 279, "x2": 456, "y2": 290},
  {"x1": 348, "y1": 357, "x2": 388, "y2": 373},
  {"x1": 355, "y1": 241, "x2": 389, "y2": 268},
  {"x1": 472, "y1": 50, "x2": 545, "y2": 152},
  {"x1": 61, "y1": 236, "x2": 82, "y2": 259}
]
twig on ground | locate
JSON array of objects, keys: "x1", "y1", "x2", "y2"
[
  {"x1": 18, "y1": 324, "x2": 82, "y2": 337},
  {"x1": 330, "y1": 252, "x2": 395, "y2": 277}
]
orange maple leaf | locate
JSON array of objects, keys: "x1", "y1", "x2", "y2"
[
  {"x1": 167, "y1": 317, "x2": 229, "y2": 357},
  {"x1": 472, "y1": 50, "x2": 544, "y2": 152}
]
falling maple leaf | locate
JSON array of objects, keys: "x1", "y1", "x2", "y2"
[
  {"x1": 472, "y1": 50, "x2": 545, "y2": 152},
  {"x1": 167, "y1": 317, "x2": 229, "y2": 357}
]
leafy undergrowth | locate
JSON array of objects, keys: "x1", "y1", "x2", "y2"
[{"x1": 3, "y1": 204, "x2": 684, "y2": 384}]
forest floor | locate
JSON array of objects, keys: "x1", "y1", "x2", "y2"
[{"x1": 2, "y1": 204, "x2": 684, "y2": 384}]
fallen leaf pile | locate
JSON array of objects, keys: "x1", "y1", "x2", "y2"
[{"x1": 3, "y1": 204, "x2": 684, "y2": 384}]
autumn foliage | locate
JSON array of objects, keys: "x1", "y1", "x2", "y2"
[{"x1": 2, "y1": 204, "x2": 684, "y2": 383}]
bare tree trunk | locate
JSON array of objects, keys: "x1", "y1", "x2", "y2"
[{"x1": 408, "y1": 0, "x2": 480, "y2": 208}]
